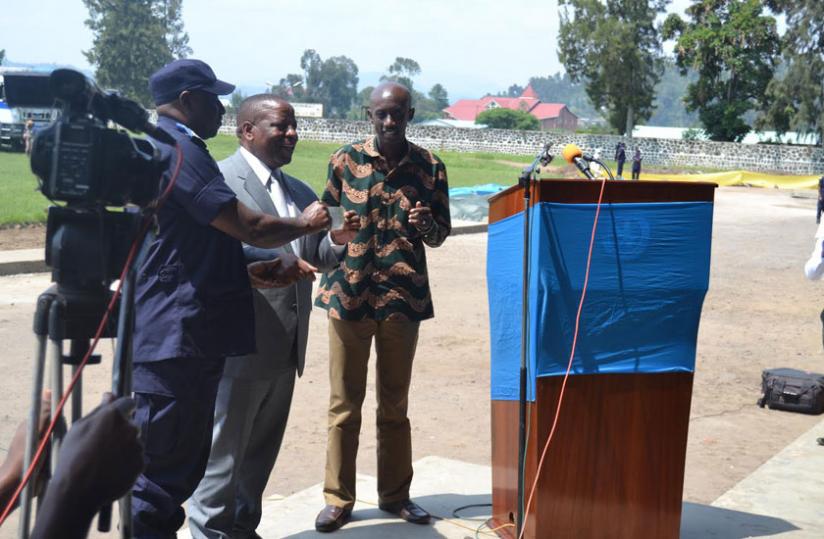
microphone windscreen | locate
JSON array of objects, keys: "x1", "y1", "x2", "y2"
[{"x1": 562, "y1": 143, "x2": 583, "y2": 164}]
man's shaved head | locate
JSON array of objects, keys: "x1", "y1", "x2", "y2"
[
  {"x1": 236, "y1": 94, "x2": 292, "y2": 136},
  {"x1": 367, "y1": 82, "x2": 415, "y2": 154},
  {"x1": 369, "y1": 82, "x2": 412, "y2": 109}
]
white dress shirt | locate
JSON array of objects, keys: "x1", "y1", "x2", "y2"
[
  {"x1": 804, "y1": 220, "x2": 824, "y2": 281},
  {"x1": 239, "y1": 146, "x2": 302, "y2": 255}
]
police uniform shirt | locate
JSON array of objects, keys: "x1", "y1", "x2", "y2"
[{"x1": 133, "y1": 115, "x2": 255, "y2": 362}]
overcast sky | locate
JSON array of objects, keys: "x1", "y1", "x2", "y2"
[{"x1": 5, "y1": 0, "x2": 695, "y2": 99}]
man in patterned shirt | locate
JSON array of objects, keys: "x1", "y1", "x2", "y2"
[{"x1": 313, "y1": 82, "x2": 451, "y2": 532}]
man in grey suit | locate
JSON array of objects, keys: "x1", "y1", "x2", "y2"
[{"x1": 189, "y1": 94, "x2": 359, "y2": 538}]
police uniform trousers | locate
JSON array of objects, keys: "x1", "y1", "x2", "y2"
[
  {"x1": 188, "y1": 366, "x2": 296, "y2": 538},
  {"x1": 323, "y1": 317, "x2": 420, "y2": 509},
  {"x1": 131, "y1": 356, "x2": 226, "y2": 539}
]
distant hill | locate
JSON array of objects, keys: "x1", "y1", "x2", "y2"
[{"x1": 522, "y1": 61, "x2": 698, "y2": 128}]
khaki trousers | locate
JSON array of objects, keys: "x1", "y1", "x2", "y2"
[{"x1": 323, "y1": 317, "x2": 420, "y2": 509}]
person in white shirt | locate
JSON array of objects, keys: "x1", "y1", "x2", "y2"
[
  {"x1": 803, "y1": 206, "x2": 824, "y2": 446},
  {"x1": 804, "y1": 220, "x2": 824, "y2": 281},
  {"x1": 188, "y1": 95, "x2": 358, "y2": 538}
]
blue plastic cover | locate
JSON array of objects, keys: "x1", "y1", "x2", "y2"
[
  {"x1": 449, "y1": 183, "x2": 507, "y2": 198},
  {"x1": 488, "y1": 201, "x2": 713, "y2": 401}
]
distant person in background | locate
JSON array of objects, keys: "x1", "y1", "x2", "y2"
[
  {"x1": 816, "y1": 176, "x2": 824, "y2": 224},
  {"x1": 615, "y1": 142, "x2": 626, "y2": 178},
  {"x1": 23, "y1": 120, "x2": 34, "y2": 155},
  {"x1": 802, "y1": 203, "x2": 824, "y2": 446},
  {"x1": 631, "y1": 148, "x2": 642, "y2": 180},
  {"x1": 805, "y1": 198, "x2": 824, "y2": 281}
]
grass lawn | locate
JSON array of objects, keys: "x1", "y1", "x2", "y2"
[
  {"x1": 0, "y1": 135, "x2": 534, "y2": 226},
  {"x1": 0, "y1": 151, "x2": 46, "y2": 224}
]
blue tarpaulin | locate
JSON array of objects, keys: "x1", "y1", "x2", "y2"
[
  {"x1": 449, "y1": 184, "x2": 507, "y2": 198},
  {"x1": 488, "y1": 201, "x2": 713, "y2": 401}
]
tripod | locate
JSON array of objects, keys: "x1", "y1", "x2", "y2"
[{"x1": 17, "y1": 207, "x2": 144, "y2": 539}]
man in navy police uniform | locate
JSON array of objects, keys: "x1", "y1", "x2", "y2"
[{"x1": 130, "y1": 59, "x2": 330, "y2": 538}]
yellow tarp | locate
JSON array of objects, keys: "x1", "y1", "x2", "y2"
[{"x1": 636, "y1": 170, "x2": 821, "y2": 190}]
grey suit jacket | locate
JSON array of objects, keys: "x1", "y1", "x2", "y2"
[{"x1": 220, "y1": 149, "x2": 343, "y2": 379}]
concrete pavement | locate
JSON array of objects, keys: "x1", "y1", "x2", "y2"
[{"x1": 223, "y1": 416, "x2": 824, "y2": 538}]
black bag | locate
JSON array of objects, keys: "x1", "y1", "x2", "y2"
[{"x1": 758, "y1": 368, "x2": 824, "y2": 414}]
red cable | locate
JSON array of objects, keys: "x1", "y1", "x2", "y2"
[
  {"x1": 518, "y1": 177, "x2": 607, "y2": 539},
  {"x1": 0, "y1": 143, "x2": 183, "y2": 528}
]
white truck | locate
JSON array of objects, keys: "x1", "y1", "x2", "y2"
[{"x1": 0, "y1": 68, "x2": 56, "y2": 151}]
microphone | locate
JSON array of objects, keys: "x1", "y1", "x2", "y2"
[{"x1": 562, "y1": 143, "x2": 595, "y2": 180}]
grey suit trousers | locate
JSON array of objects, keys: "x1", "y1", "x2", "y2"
[{"x1": 188, "y1": 368, "x2": 296, "y2": 539}]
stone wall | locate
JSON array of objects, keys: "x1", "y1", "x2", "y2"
[{"x1": 215, "y1": 116, "x2": 824, "y2": 175}]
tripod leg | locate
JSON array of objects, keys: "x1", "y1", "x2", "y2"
[
  {"x1": 17, "y1": 334, "x2": 48, "y2": 539},
  {"x1": 68, "y1": 340, "x2": 90, "y2": 424},
  {"x1": 70, "y1": 365, "x2": 82, "y2": 424},
  {"x1": 48, "y1": 338, "x2": 65, "y2": 472}
]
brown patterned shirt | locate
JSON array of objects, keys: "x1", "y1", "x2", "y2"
[{"x1": 315, "y1": 136, "x2": 451, "y2": 321}]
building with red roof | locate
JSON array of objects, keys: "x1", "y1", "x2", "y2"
[{"x1": 442, "y1": 84, "x2": 578, "y2": 131}]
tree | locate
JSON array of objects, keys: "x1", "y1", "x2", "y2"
[
  {"x1": 663, "y1": 0, "x2": 779, "y2": 142},
  {"x1": 316, "y1": 55, "x2": 359, "y2": 118},
  {"x1": 162, "y1": 0, "x2": 191, "y2": 58},
  {"x1": 476, "y1": 108, "x2": 540, "y2": 130},
  {"x1": 273, "y1": 73, "x2": 306, "y2": 100},
  {"x1": 494, "y1": 84, "x2": 524, "y2": 98},
  {"x1": 558, "y1": 0, "x2": 668, "y2": 135},
  {"x1": 381, "y1": 57, "x2": 421, "y2": 93},
  {"x1": 274, "y1": 49, "x2": 359, "y2": 118},
  {"x1": 346, "y1": 85, "x2": 373, "y2": 120},
  {"x1": 83, "y1": 0, "x2": 192, "y2": 106},
  {"x1": 225, "y1": 89, "x2": 246, "y2": 114},
  {"x1": 525, "y1": 72, "x2": 599, "y2": 119},
  {"x1": 0, "y1": 49, "x2": 5, "y2": 65},
  {"x1": 758, "y1": 1, "x2": 824, "y2": 145},
  {"x1": 428, "y1": 84, "x2": 449, "y2": 110},
  {"x1": 647, "y1": 60, "x2": 699, "y2": 127}
]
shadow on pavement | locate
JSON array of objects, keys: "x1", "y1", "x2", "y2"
[{"x1": 681, "y1": 501, "x2": 800, "y2": 538}]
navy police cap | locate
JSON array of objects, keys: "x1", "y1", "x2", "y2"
[{"x1": 149, "y1": 59, "x2": 235, "y2": 106}]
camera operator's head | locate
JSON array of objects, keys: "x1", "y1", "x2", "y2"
[{"x1": 149, "y1": 59, "x2": 234, "y2": 139}]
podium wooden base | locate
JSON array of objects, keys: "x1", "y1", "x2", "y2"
[{"x1": 489, "y1": 373, "x2": 693, "y2": 539}]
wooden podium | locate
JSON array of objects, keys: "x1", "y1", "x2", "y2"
[{"x1": 486, "y1": 179, "x2": 716, "y2": 539}]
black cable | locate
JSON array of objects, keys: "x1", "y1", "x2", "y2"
[{"x1": 451, "y1": 502, "x2": 493, "y2": 521}]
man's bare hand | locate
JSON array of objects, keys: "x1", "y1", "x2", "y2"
[
  {"x1": 330, "y1": 210, "x2": 360, "y2": 245},
  {"x1": 248, "y1": 255, "x2": 318, "y2": 289},
  {"x1": 408, "y1": 201, "x2": 434, "y2": 233},
  {"x1": 301, "y1": 201, "x2": 331, "y2": 233},
  {"x1": 30, "y1": 395, "x2": 143, "y2": 539}
]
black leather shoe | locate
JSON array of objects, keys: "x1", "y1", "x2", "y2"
[
  {"x1": 315, "y1": 505, "x2": 352, "y2": 533},
  {"x1": 378, "y1": 499, "x2": 431, "y2": 524}
]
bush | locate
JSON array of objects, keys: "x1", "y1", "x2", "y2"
[
  {"x1": 682, "y1": 127, "x2": 705, "y2": 141},
  {"x1": 475, "y1": 108, "x2": 540, "y2": 130}
]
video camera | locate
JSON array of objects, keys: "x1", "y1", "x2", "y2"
[
  {"x1": 5, "y1": 68, "x2": 165, "y2": 207},
  {"x1": 4, "y1": 68, "x2": 168, "y2": 290}
]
